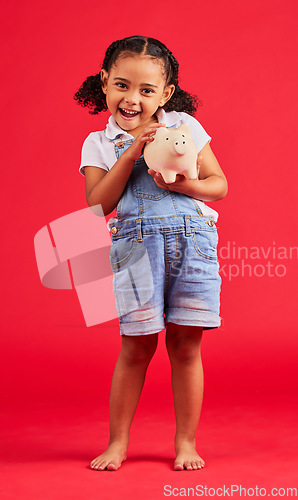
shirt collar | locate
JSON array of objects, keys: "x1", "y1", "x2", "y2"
[{"x1": 104, "y1": 108, "x2": 182, "y2": 141}]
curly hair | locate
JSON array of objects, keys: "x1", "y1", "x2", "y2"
[{"x1": 73, "y1": 36, "x2": 199, "y2": 116}]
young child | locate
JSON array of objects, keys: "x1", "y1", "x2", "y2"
[{"x1": 74, "y1": 35, "x2": 228, "y2": 471}]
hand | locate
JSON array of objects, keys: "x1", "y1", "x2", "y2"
[
  {"x1": 124, "y1": 123, "x2": 166, "y2": 162},
  {"x1": 148, "y1": 155, "x2": 203, "y2": 192},
  {"x1": 197, "y1": 155, "x2": 203, "y2": 178}
]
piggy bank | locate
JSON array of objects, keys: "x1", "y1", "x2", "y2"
[{"x1": 144, "y1": 124, "x2": 198, "y2": 183}]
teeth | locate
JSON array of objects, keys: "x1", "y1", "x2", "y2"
[{"x1": 121, "y1": 109, "x2": 139, "y2": 115}]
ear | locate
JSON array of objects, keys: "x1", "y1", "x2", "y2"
[
  {"x1": 100, "y1": 69, "x2": 108, "y2": 94},
  {"x1": 177, "y1": 123, "x2": 192, "y2": 137},
  {"x1": 155, "y1": 127, "x2": 169, "y2": 138},
  {"x1": 149, "y1": 127, "x2": 168, "y2": 143},
  {"x1": 159, "y1": 84, "x2": 175, "y2": 107}
]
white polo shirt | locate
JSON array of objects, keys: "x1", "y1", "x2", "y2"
[{"x1": 79, "y1": 108, "x2": 219, "y2": 222}]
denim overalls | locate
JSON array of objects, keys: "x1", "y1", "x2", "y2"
[{"x1": 109, "y1": 135, "x2": 222, "y2": 336}]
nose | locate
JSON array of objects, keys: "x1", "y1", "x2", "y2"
[
  {"x1": 124, "y1": 89, "x2": 139, "y2": 105},
  {"x1": 173, "y1": 137, "x2": 187, "y2": 155}
]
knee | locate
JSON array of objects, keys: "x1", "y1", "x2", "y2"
[
  {"x1": 166, "y1": 328, "x2": 202, "y2": 364},
  {"x1": 167, "y1": 339, "x2": 200, "y2": 363},
  {"x1": 121, "y1": 334, "x2": 158, "y2": 365}
]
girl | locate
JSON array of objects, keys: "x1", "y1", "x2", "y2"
[{"x1": 74, "y1": 36, "x2": 228, "y2": 472}]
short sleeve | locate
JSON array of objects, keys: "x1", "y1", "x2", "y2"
[
  {"x1": 79, "y1": 132, "x2": 108, "y2": 177},
  {"x1": 180, "y1": 113, "x2": 212, "y2": 153}
]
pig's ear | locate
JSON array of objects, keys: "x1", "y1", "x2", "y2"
[
  {"x1": 155, "y1": 127, "x2": 169, "y2": 138},
  {"x1": 177, "y1": 124, "x2": 192, "y2": 137}
]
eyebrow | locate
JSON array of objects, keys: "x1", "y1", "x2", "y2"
[{"x1": 114, "y1": 77, "x2": 158, "y2": 88}]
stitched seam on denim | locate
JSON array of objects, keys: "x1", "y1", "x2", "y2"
[
  {"x1": 114, "y1": 141, "x2": 133, "y2": 217},
  {"x1": 193, "y1": 227, "x2": 218, "y2": 233},
  {"x1": 112, "y1": 227, "x2": 213, "y2": 236},
  {"x1": 110, "y1": 215, "x2": 211, "y2": 226},
  {"x1": 191, "y1": 231, "x2": 218, "y2": 261},
  {"x1": 133, "y1": 190, "x2": 171, "y2": 200},
  {"x1": 131, "y1": 171, "x2": 137, "y2": 195},
  {"x1": 192, "y1": 227, "x2": 219, "y2": 242},
  {"x1": 170, "y1": 192, "x2": 179, "y2": 215},
  {"x1": 138, "y1": 196, "x2": 144, "y2": 215},
  {"x1": 131, "y1": 159, "x2": 171, "y2": 201},
  {"x1": 113, "y1": 229, "x2": 185, "y2": 238},
  {"x1": 116, "y1": 196, "x2": 123, "y2": 219},
  {"x1": 169, "y1": 232, "x2": 181, "y2": 268},
  {"x1": 164, "y1": 233, "x2": 170, "y2": 305},
  {"x1": 160, "y1": 229, "x2": 185, "y2": 235},
  {"x1": 164, "y1": 232, "x2": 176, "y2": 266},
  {"x1": 112, "y1": 232, "x2": 137, "y2": 239},
  {"x1": 110, "y1": 237, "x2": 138, "y2": 268}
]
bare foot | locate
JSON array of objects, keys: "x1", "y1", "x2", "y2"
[
  {"x1": 90, "y1": 442, "x2": 128, "y2": 471},
  {"x1": 174, "y1": 440, "x2": 205, "y2": 471}
]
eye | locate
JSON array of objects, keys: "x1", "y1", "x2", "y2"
[
  {"x1": 116, "y1": 82, "x2": 127, "y2": 89},
  {"x1": 142, "y1": 88, "x2": 154, "y2": 94},
  {"x1": 165, "y1": 137, "x2": 169, "y2": 140},
  {"x1": 182, "y1": 134, "x2": 185, "y2": 137}
]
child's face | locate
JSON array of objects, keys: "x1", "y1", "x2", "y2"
[{"x1": 101, "y1": 54, "x2": 175, "y2": 137}]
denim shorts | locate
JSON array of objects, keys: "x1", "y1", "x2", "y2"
[{"x1": 109, "y1": 215, "x2": 221, "y2": 336}]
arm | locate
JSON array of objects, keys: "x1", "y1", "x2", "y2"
[
  {"x1": 148, "y1": 142, "x2": 228, "y2": 202},
  {"x1": 84, "y1": 122, "x2": 166, "y2": 215},
  {"x1": 85, "y1": 152, "x2": 134, "y2": 216}
]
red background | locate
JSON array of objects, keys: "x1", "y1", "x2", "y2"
[{"x1": 1, "y1": 0, "x2": 297, "y2": 498}]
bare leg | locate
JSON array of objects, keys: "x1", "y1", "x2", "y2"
[
  {"x1": 90, "y1": 332, "x2": 158, "y2": 471},
  {"x1": 166, "y1": 322, "x2": 205, "y2": 471}
]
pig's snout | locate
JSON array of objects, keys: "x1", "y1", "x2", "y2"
[{"x1": 173, "y1": 137, "x2": 187, "y2": 155}]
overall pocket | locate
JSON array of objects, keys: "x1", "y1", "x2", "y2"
[
  {"x1": 110, "y1": 235, "x2": 139, "y2": 272},
  {"x1": 191, "y1": 223, "x2": 219, "y2": 261},
  {"x1": 131, "y1": 157, "x2": 171, "y2": 201}
]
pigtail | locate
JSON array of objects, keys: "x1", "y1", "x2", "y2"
[
  {"x1": 73, "y1": 73, "x2": 107, "y2": 114},
  {"x1": 163, "y1": 86, "x2": 198, "y2": 116}
]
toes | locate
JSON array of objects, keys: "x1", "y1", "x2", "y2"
[
  {"x1": 186, "y1": 460, "x2": 204, "y2": 471},
  {"x1": 90, "y1": 460, "x2": 107, "y2": 471},
  {"x1": 90, "y1": 458, "x2": 100, "y2": 468},
  {"x1": 107, "y1": 462, "x2": 120, "y2": 471},
  {"x1": 174, "y1": 456, "x2": 205, "y2": 471},
  {"x1": 90, "y1": 459, "x2": 121, "y2": 471},
  {"x1": 174, "y1": 462, "x2": 184, "y2": 471},
  {"x1": 97, "y1": 463, "x2": 107, "y2": 471}
]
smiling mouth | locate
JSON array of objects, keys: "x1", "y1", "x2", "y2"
[{"x1": 119, "y1": 108, "x2": 141, "y2": 118}]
